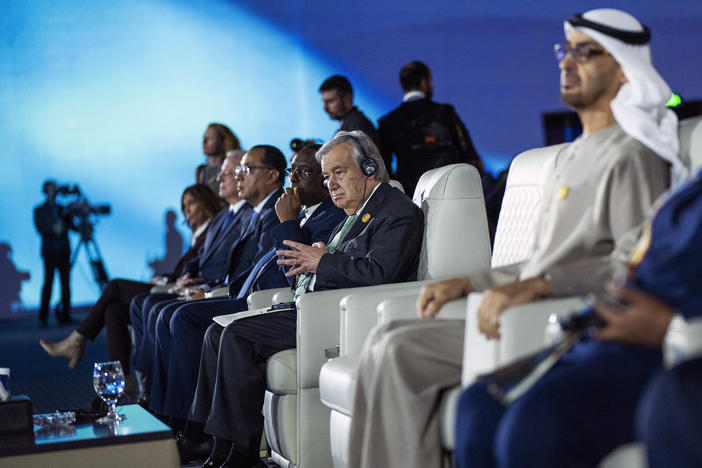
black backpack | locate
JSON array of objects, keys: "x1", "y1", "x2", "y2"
[{"x1": 406, "y1": 105, "x2": 470, "y2": 168}]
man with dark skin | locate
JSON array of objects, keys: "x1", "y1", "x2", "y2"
[{"x1": 274, "y1": 145, "x2": 331, "y2": 226}]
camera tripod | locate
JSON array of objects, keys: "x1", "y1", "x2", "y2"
[{"x1": 70, "y1": 229, "x2": 109, "y2": 291}]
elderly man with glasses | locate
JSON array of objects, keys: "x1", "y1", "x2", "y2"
[{"x1": 347, "y1": 8, "x2": 681, "y2": 468}]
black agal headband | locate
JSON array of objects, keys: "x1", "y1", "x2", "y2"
[{"x1": 568, "y1": 13, "x2": 651, "y2": 45}]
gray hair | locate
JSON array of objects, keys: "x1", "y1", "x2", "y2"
[{"x1": 315, "y1": 130, "x2": 389, "y2": 182}]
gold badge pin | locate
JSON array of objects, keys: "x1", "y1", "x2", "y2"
[
  {"x1": 557, "y1": 186, "x2": 569, "y2": 200},
  {"x1": 361, "y1": 213, "x2": 371, "y2": 223}
]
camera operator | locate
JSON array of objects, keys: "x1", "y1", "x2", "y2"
[{"x1": 33, "y1": 180, "x2": 76, "y2": 327}]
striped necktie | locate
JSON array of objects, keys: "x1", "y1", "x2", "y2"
[{"x1": 294, "y1": 213, "x2": 358, "y2": 299}]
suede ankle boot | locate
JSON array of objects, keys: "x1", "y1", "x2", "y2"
[{"x1": 39, "y1": 330, "x2": 87, "y2": 369}]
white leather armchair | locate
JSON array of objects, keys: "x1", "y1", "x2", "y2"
[
  {"x1": 264, "y1": 163, "x2": 491, "y2": 468},
  {"x1": 465, "y1": 116, "x2": 702, "y2": 382}
]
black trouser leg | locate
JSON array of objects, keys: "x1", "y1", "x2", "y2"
[
  {"x1": 57, "y1": 259, "x2": 71, "y2": 320},
  {"x1": 39, "y1": 257, "x2": 56, "y2": 323}
]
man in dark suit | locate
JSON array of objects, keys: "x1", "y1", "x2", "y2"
[
  {"x1": 149, "y1": 145, "x2": 290, "y2": 419},
  {"x1": 34, "y1": 180, "x2": 74, "y2": 326},
  {"x1": 378, "y1": 61, "x2": 484, "y2": 196},
  {"x1": 158, "y1": 145, "x2": 345, "y2": 450},
  {"x1": 319, "y1": 75, "x2": 379, "y2": 146},
  {"x1": 184, "y1": 131, "x2": 424, "y2": 468},
  {"x1": 130, "y1": 152, "x2": 252, "y2": 391}
]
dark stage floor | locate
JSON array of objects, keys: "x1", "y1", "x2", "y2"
[
  {"x1": 0, "y1": 307, "x2": 109, "y2": 414},
  {"x1": 0, "y1": 308, "x2": 279, "y2": 467}
]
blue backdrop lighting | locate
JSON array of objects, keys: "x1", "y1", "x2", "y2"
[{"x1": 1, "y1": 0, "x2": 700, "y2": 312}]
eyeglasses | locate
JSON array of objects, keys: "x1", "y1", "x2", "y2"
[
  {"x1": 554, "y1": 43, "x2": 609, "y2": 63},
  {"x1": 235, "y1": 165, "x2": 273, "y2": 175},
  {"x1": 284, "y1": 167, "x2": 316, "y2": 179}
]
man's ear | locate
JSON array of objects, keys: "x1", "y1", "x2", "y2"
[
  {"x1": 419, "y1": 77, "x2": 430, "y2": 94},
  {"x1": 267, "y1": 169, "x2": 281, "y2": 186}
]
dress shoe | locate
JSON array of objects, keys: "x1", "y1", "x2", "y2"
[
  {"x1": 177, "y1": 432, "x2": 213, "y2": 464},
  {"x1": 39, "y1": 330, "x2": 86, "y2": 369}
]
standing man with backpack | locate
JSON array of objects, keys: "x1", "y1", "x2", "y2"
[{"x1": 377, "y1": 61, "x2": 487, "y2": 197}]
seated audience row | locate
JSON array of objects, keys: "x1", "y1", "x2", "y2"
[
  {"x1": 172, "y1": 131, "x2": 424, "y2": 466},
  {"x1": 40, "y1": 7, "x2": 701, "y2": 468}
]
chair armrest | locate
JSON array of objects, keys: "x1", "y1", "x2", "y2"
[
  {"x1": 377, "y1": 293, "x2": 466, "y2": 324},
  {"x1": 462, "y1": 294, "x2": 586, "y2": 386},
  {"x1": 149, "y1": 284, "x2": 174, "y2": 294},
  {"x1": 296, "y1": 281, "x2": 430, "y2": 388},
  {"x1": 499, "y1": 296, "x2": 585, "y2": 363},
  {"x1": 339, "y1": 281, "x2": 431, "y2": 355},
  {"x1": 206, "y1": 286, "x2": 229, "y2": 298},
  {"x1": 376, "y1": 294, "x2": 422, "y2": 324},
  {"x1": 272, "y1": 288, "x2": 294, "y2": 304},
  {"x1": 296, "y1": 289, "x2": 353, "y2": 389},
  {"x1": 247, "y1": 287, "x2": 290, "y2": 309}
]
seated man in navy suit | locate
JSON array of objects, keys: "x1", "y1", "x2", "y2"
[
  {"x1": 454, "y1": 173, "x2": 702, "y2": 466},
  {"x1": 148, "y1": 145, "x2": 288, "y2": 418},
  {"x1": 151, "y1": 143, "x2": 345, "y2": 433},
  {"x1": 178, "y1": 131, "x2": 425, "y2": 467}
]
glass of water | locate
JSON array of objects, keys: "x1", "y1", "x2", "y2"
[{"x1": 93, "y1": 361, "x2": 125, "y2": 423}]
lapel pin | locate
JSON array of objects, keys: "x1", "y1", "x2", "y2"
[
  {"x1": 557, "y1": 186, "x2": 569, "y2": 200},
  {"x1": 361, "y1": 213, "x2": 371, "y2": 223}
]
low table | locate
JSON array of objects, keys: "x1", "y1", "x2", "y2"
[{"x1": 0, "y1": 404, "x2": 179, "y2": 468}]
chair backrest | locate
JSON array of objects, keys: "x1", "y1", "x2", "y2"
[
  {"x1": 679, "y1": 116, "x2": 702, "y2": 172},
  {"x1": 490, "y1": 144, "x2": 566, "y2": 269},
  {"x1": 412, "y1": 163, "x2": 492, "y2": 280},
  {"x1": 388, "y1": 179, "x2": 405, "y2": 193}
]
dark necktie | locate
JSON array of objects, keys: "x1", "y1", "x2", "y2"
[{"x1": 217, "y1": 210, "x2": 235, "y2": 239}]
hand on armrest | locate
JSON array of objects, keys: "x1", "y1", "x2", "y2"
[
  {"x1": 477, "y1": 276, "x2": 552, "y2": 339},
  {"x1": 417, "y1": 276, "x2": 473, "y2": 318}
]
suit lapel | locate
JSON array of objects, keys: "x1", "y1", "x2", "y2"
[
  {"x1": 198, "y1": 209, "x2": 228, "y2": 265},
  {"x1": 340, "y1": 182, "x2": 390, "y2": 243},
  {"x1": 304, "y1": 197, "x2": 334, "y2": 233},
  {"x1": 228, "y1": 188, "x2": 284, "y2": 263}
]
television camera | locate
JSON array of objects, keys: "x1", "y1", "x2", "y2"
[{"x1": 56, "y1": 184, "x2": 111, "y2": 290}]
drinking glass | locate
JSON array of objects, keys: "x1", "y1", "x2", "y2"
[{"x1": 92, "y1": 361, "x2": 125, "y2": 423}]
